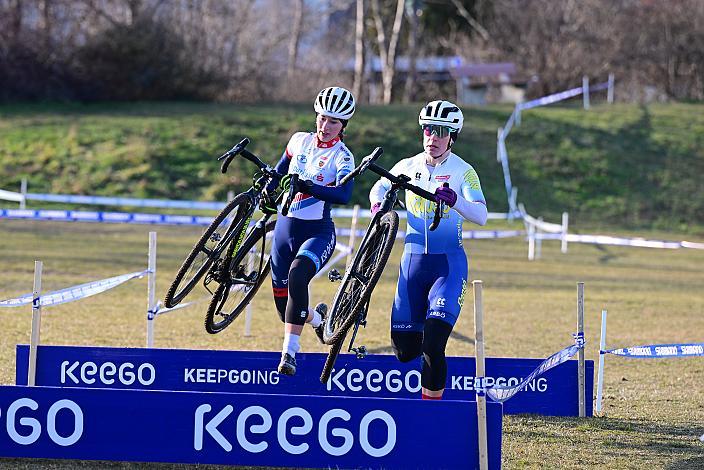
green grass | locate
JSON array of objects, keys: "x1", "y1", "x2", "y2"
[
  {"x1": 1, "y1": 101, "x2": 703, "y2": 231},
  {"x1": 1, "y1": 219, "x2": 703, "y2": 469}
]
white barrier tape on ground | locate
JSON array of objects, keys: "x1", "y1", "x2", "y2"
[
  {"x1": 0, "y1": 189, "x2": 25, "y2": 203},
  {"x1": 25, "y1": 193, "x2": 227, "y2": 211},
  {"x1": 559, "y1": 233, "x2": 703, "y2": 250},
  {"x1": 602, "y1": 343, "x2": 704, "y2": 358},
  {"x1": 518, "y1": 86, "x2": 585, "y2": 111},
  {"x1": 522, "y1": 214, "x2": 563, "y2": 233},
  {"x1": 0, "y1": 270, "x2": 149, "y2": 308},
  {"x1": 486, "y1": 341, "x2": 581, "y2": 403}
]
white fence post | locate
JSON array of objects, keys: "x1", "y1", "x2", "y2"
[
  {"x1": 577, "y1": 282, "x2": 586, "y2": 417},
  {"x1": 244, "y1": 250, "x2": 255, "y2": 337},
  {"x1": 346, "y1": 204, "x2": 361, "y2": 267},
  {"x1": 607, "y1": 73, "x2": 615, "y2": 104},
  {"x1": 536, "y1": 217, "x2": 543, "y2": 259},
  {"x1": 20, "y1": 178, "x2": 27, "y2": 210},
  {"x1": 473, "y1": 280, "x2": 488, "y2": 470},
  {"x1": 28, "y1": 260, "x2": 43, "y2": 386},
  {"x1": 582, "y1": 76, "x2": 590, "y2": 110},
  {"x1": 596, "y1": 309, "x2": 607, "y2": 415},
  {"x1": 561, "y1": 212, "x2": 569, "y2": 253},
  {"x1": 527, "y1": 223, "x2": 536, "y2": 261},
  {"x1": 496, "y1": 128, "x2": 503, "y2": 163},
  {"x1": 146, "y1": 232, "x2": 157, "y2": 348}
]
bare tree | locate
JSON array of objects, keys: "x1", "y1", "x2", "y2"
[
  {"x1": 370, "y1": 0, "x2": 404, "y2": 104},
  {"x1": 287, "y1": 0, "x2": 304, "y2": 79},
  {"x1": 352, "y1": 0, "x2": 365, "y2": 100}
]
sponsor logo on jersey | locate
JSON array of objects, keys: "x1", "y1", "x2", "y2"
[
  {"x1": 316, "y1": 173, "x2": 324, "y2": 182},
  {"x1": 297, "y1": 154, "x2": 307, "y2": 163},
  {"x1": 415, "y1": 172, "x2": 421, "y2": 180},
  {"x1": 343, "y1": 157, "x2": 351, "y2": 161},
  {"x1": 435, "y1": 175, "x2": 450, "y2": 182},
  {"x1": 318, "y1": 161, "x2": 325, "y2": 167}
]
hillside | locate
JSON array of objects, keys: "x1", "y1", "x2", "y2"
[{"x1": 1, "y1": 101, "x2": 702, "y2": 231}]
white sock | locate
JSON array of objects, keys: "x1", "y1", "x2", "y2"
[
  {"x1": 282, "y1": 333, "x2": 301, "y2": 357},
  {"x1": 308, "y1": 308, "x2": 322, "y2": 328}
]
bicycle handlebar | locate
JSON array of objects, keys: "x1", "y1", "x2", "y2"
[
  {"x1": 374, "y1": 164, "x2": 443, "y2": 231},
  {"x1": 218, "y1": 137, "x2": 269, "y2": 174},
  {"x1": 339, "y1": 147, "x2": 384, "y2": 186}
]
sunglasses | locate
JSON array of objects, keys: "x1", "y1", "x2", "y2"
[{"x1": 422, "y1": 124, "x2": 453, "y2": 138}]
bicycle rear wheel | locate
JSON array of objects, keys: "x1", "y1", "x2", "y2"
[
  {"x1": 323, "y1": 210, "x2": 398, "y2": 345},
  {"x1": 164, "y1": 194, "x2": 252, "y2": 308},
  {"x1": 204, "y1": 219, "x2": 275, "y2": 333}
]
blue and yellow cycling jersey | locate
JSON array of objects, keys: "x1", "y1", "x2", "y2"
[{"x1": 369, "y1": 152, "x2": 486, "y2": 254}]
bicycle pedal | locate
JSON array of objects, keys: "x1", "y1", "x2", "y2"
[
  {"x1": 352, "y1": 345, "x2": 367, "y2": 359},
  {"x1": 328, "y1": 269, "x2": 342, "y2": 282}
]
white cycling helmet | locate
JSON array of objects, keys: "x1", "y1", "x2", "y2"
[
  {"x1": 418, "y1": 100, "x2": 464, "y2": 133},
  {"x1": 314, "y1": 87, "x2": 356, "y2": 120}
]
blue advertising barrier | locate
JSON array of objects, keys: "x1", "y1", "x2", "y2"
[
  {"x1": 0, "y1": 385, "x2": 501, "y2": 469},
  {"x1": 16, "y1": 345, "x2": 593, "y2": 416}
]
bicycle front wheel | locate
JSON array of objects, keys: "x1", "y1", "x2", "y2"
[
  {"x1": 320, "y1": 334, "x2": 345, "y2": 384},
  {"x1": 204, "y1": 219, "x2": 275, "y2": 334},
  {"x1": 164, "y1": 194, "x2": 253, "y2": 308},
  {"x1": 323, "y1": 210, "x2": 399, "y2": 345}
]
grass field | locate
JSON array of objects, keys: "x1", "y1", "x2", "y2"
[
  {"x1": 1, "y1": 217, "x2": 703, "y2": 469},
  {"x1": 1, "y1": 101, "x2": 703, "y2": 230}
]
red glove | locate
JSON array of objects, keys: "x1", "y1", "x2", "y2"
[{"x1": 434, "y1": 185, "x2": 457, "y2": 207}]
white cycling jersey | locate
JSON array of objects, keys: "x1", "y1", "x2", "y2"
[
  {"x1": 284, "y1": 132, "x2": 354, "y2": 220},
  {"x1": 369, "y1": 152, "x2": 487, "y2": 254}
]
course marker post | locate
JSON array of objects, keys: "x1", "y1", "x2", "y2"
[
  {"x1": 577, "y1": 282, "x2": 586, "y2": 417},
  {"x1": 146, "y1": 232, "x2": 157, "y2": 348},
  {"x1": 244, "y1": 250, "x2": 255, "y2": 337},
  {"x1": 346, "y1": 204, "x2": 360, "y2": 267},
  {"x1": 583, "y1": 76, "x2": 590, "y2": 109},
  {"x1": 596, "y1": 309, "x2": 607, "y2": 415},
  {"x1": 473, "y1": 280, "x2": 489, "y2": 470},
  {"x1": 561, "y1": 212, "x2": 569, "y2": 253},
  {"x1": 28, "y1": 260, "x2": 43, "y2": 386}
]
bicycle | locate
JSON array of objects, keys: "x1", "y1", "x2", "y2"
[
  {"x1": 319, "y1": 148, "x2": 446, "y2": 383},
  {"x1": 164, "y1": 138, "x2": 299, "y2": 334}
]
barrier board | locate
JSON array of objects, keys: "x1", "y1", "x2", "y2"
[
  {"x1": 0, "y1": 385, "x2": 501, "y2": 469},
  {"x1": 16, "y1": 345, "x2": 593, "y2": 416}
]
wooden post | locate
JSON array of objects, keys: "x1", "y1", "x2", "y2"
[
  {"x1": 596, "y1": 309, "x2": 607, "y2": 415},
  {"x1": 473, "y1": 280, "x2": 488, "y2": 470},
  {"x1": 146, "y1": 232, "x2": 157, "y2": 348},
  {"x1": 577, "y1": 282, "x2": 586, "y2": 417},
  {"x1": 28, "y1": 261, "x2": 43, "y2": 386}
]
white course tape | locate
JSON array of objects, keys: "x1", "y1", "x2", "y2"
[{"x1": 0, "y1": 270, "x2": 149, "y2": 308}]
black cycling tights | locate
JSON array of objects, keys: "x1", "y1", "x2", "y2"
[
  {"x1": 273, "y1": 256, "x2": 317, "y2": 326},
  {"x1": 391, "y1": 318, "x2": 453, "y2": 391}
]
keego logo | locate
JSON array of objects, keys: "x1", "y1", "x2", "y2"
[
  {"x1": 194, "y1": 404, "x2": 397, "y2": 457},
  {"x1": 1, "y1": 398, "x2": 83, "y2": 446},
  {"x1": 61, "y1": 360, "x2": 155, "y2": 386}
]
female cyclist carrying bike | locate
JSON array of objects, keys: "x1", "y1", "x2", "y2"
[
  {"x1": 268, "y1": 86, "x2": 356, "y2": 376},
  {"x1": 369, "y1": 100, "x2": 488, "y2": 399}
]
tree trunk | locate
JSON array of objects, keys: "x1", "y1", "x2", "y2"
[
  {"x1": 403, "y1": 0, "x2": 419, "y2": 103},
  {"x1": 371, "y1": 0, "x2": 405, "y2": 104},
  {"x1": 352, "y1": 0, "x2": 365, "y2": 101},
  {"x1": 287, "y1": 0, "x2": 304, "y2": 79}
]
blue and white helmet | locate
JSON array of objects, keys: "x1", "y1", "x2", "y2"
[
  {"x1": 314, "y1": 87, "x2": 356, "y2": 120},
  {"x1": 418, "y1": 100, "x2": 464, "y2": 133}
]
